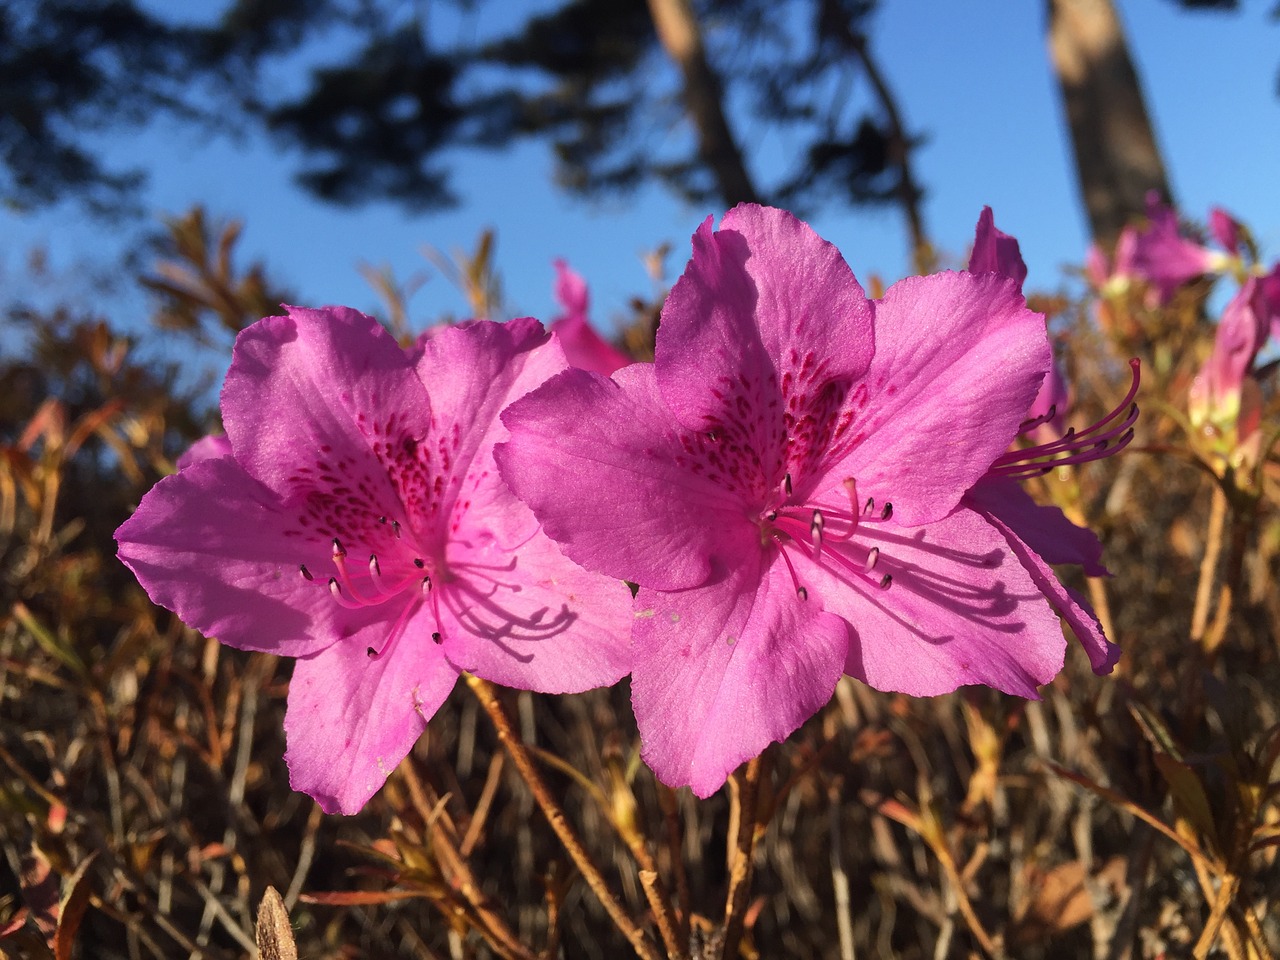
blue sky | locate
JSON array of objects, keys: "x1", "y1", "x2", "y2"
[{"x1": 1, "y1": 0, "x2": 1276, "y2": 362}]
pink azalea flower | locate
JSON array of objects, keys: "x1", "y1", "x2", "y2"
[
  {"x1": 117, "y1": 306, "x2": 632, "y2": 814},
  {"x1": 498, "y1": 205, "x2": 1123, "y2": 797},
  {"x1": 548, "y1": 259, "x2": 631, "y2": 376},
  {"x1": 1129, "y1": 193, "x2": 1219, "y2": 304},
  {"x1": 1189, "y1": 276, "x2": 1271, "y2": 435}
]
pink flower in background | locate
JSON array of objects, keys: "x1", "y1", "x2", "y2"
[
  {"x1": 1189, "y1": 277, "x2": 1271, "y2": 436},
  {"x1": 968, "y1": 206, "x2": 1027, "y2": 288},
  {"x1": 176, "y1": 433, "x2": 232, "y2": 470},
  {"x1": 1129, "y1": 193, "x2": 1220, "y2": 304},
  {"x1": 1260, "y1": 263, "x2": 1280, "y2": 341},
  {"x1": 500, "y1": 205, "x2": 1112, "y2": 797},
  {"x1": 549, "y1": 259, "x2": 631, "y2": 376},
  {"x1": 117, "y1": 306, "x2": 631, "y2": 814},
  {"x1": 1209, "y1": 207, "x2": 1244, "y2": 256}
]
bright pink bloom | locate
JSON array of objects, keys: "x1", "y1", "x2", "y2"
[
  {"x1": 1130, "y1": 193, "x2": 1217, "y2": 304},
  {"x1": 117, "y1": 307, "x2": 631, "y2": 814},
  {"x1": 1189, "y1": 277, "x2": 1271, "y2": 434},
  {"x1": 548, "y1": 259, "x2": 631, "y2": 376},
  {"x1": 499, "y1": 205, "x2": 1118, "y2": 797}
]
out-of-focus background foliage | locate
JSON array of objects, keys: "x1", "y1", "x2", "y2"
[{"x1": 2, "y1": 1, "x2": 1279, "y2": 957}]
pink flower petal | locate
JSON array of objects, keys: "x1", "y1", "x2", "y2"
[
  {"x1": 176, "y1": 434, "x2": 233, "y2": 470},
  {"x1": 657, "y1": 206, "x2": 875, "y2": 496},
  {"x1": 968, "y1": 206, "x2": 1028, "y2": 288},
  {"x1": 631, "y1": 560, "x2": 849, "y2": 797},
  {"x1": 439, "y1": 527, "x2": 632, "y2": 692},
  {"x1": 816, "y1": 271, "x2": 1050, "y2": 525},
  {"x1": 284, "y1": 622, "x2": 458, "y2": 814},
  {"x1": 816, "y1": 507, "x2": 1067, "y2": 698},
  {"x1": 976, "y1": 502, "x2": 1119, "y2": 675},
  {"x1": 414, "y1": 317, "x2": 565, "y2": 549},
  {"x1": 116, "y1": 457, "x2": 351, "y2": 657},
  {"x1": 221, "y1": 305, "x2": 432, "y2": 514},
  {"x1": 498, "y1": 363, "x2": 758, "y2": 591},
  {"x1": 965, "y1": 478, "x2": 1109, "y2": 578}
]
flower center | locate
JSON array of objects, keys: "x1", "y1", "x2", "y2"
[
  {"x1": 297, "y1": 515, "x2": 446, "y2": 659},
  {"x1": 758, "y1": 473, "x2": 896, "y2": 602}
]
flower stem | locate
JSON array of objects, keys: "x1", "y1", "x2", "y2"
[
  {"x1": 719, "y1": 755, "x2": 763, "y2": 960},
  {"x1": 464, "y1": 675, "x2": 661, "y2": 960},
  {"x1": 1190, "y1": 485, "x2": 1227, "y2": 647}
]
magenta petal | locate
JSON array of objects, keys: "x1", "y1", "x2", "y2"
[
  {"x1": 965, "y1": 478, "x2": 1109, "y2": 577},
  {"x1": 439, "y1": 527, "x2": 632, "y2": 692},
  {"x1": 414, "y1": 317, "x2": 564, "y2": 547},
  {"x1": 553, "y1": 258, "x2": 590, "y2": 318},
  {"x1": 284, "y1": 620, "x2": 458, "y2": 814},
  {"x1": 550, "y1": 316, "x2": 632, "y2": 376},
  {"x1": 498, "y1": 363, "x2": 757, "y2": 590},
  {"x1": 818, "y1": 271, "x2": 1050, "y2": 525},
  {"x1": 115, "y1": 463, "x2": 360, "y2": 660},
  {"x1": 819, "y1": 508, "x2": 1066, "y2": 698},
  {"x1": 977, "y1": 504, "x2": 1119, "y2": 675},
  {"x1": 968, "y1": 206, "x2": 1028, "y2": 288},
  {"x1": 116, "y1": 457, "x2": 352, "y2": 656},
  {"x1": 631, "y1": 560, "x2": 849, "y2": 797},
  {"x1": 657, "y1": 205, "x2": 875, "y2": 493},
  {"x1": 221, "y1": 305, "x2": 432, "y2": 507}
]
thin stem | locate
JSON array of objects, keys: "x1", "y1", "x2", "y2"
[
  {"x1": 465, "y1": 675, "x2": 662, "y2": 960},
  {"x1": 1203, "y1": 509, "x2": 1249, "y2": 658},
  {"x1": 720, "y1": 756, "x2": 763, "y2": 960},
  {"x1": 658, "y1": 784, "x2": 692, "y2": 947},
  {"x1": 639, "y1": 870, "x2": 688, "y2": 960},
  {"x1": 1190, "y1": 486, "x2": 1227, "y2": 646}
]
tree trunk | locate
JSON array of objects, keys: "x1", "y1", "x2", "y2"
[
  {"x1": 645, "y1": 0, "x2": 760, "y2": 207},
  {"x1": 1047, "y1": 0, "x2": 1173, "y2": 249}
]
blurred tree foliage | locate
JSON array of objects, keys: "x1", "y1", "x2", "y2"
[{"x1": 0, "y1": 0, "x2": 922, "y2": 227}]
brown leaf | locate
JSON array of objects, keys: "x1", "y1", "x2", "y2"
[
  {"x1": 1012, "y1": 861, "x2": 1093, "y2": 944},
  {"x1": 255, "y1": 887, "x2": 297, "y2": 960}
]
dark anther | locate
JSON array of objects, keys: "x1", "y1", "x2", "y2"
[
  {"x1": 810, "y1": 510, "x2": 824, "y2": 534},
  {"x1": 879, "y1": 573, "x2": 893, "y2": 589},
  {"x1": 880, "y1": 502, "x2": 893, "y2": 521},
  {"x1": 864, "y1": 497, "x2": 876, "y2": 515},
  {"x1": 299, "y1": 563, "x2": 313, "y2": 581},
  {"x1": 377, "y1": 516, "x2": 387, "y2": 524},
  {"x1": 765, "y1": 511, "x2": 778, "y2": 522},
  {"x1": 413, "y1": 558, "x2": 425, "y2": 568},
  {"x1": 331, "y1": 537, "x2": 346, "y2": 556},
  {"x1": 431, "y1": 632, "x2": 442, "y2": 644},
  {"x1": 796, "y1": 586, "x2": 808, "y2": 601},
  {"x1": 391, "y1": 519, "x2": 402, "y2": 539},
  {"x1": 784, "y1": 473, "x2": 793, "y2": 496},
  {"x1": 366, "y1": 646, "x2": 377, "y2": 657}
]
